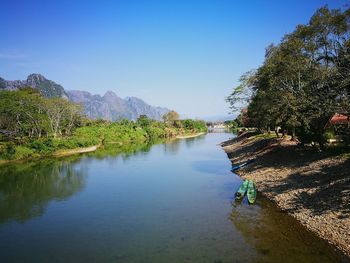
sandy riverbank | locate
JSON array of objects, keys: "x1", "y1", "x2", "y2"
[
  {"x1": 0, "y1": 144, "x2": 101, "y2": 165},
  {"x1": 176, "y1": 132, "x2": 206, "y2": 139},
  {"x1": 52, "y1": 144, "x2": 101, "y2": 157},
  {"x1": 221, "y1": 132, "x2": 350, "y2": 258}
]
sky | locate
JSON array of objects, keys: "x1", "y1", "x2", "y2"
[{"x1": 0, "y1": 0, "x2": 348, "y2": 119}]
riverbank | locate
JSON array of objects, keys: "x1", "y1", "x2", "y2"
[
  {"x1": 0, "y1": 118, "x2": 208, "y2": 163},
  {"x1": 176, "y1": 132, "x2": 206, "y2": 139},
  {"x1": 0, "y1": 130, "x2": 208, "y2": 165},
  {"x1": 0, "y1": 144, "x2": 101, "y2": 165},
  {"x1": 52, "y1": 144, "x2": 101, "y2": 157},
  {"x1": 221, "y1": 132, "x2": 350, "y2": 258}
]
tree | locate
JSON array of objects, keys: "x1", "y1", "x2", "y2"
[
  {"x1": 227, "y1": 6, "x2": 350, "y2": 147},
  {"x1": 162, "y1": 111, "x2": 180, "y2": 126},
  {"x1": 137, "y1": 115, "x2": 152, "y2": 128},
  {"x1": 225, "y1": 70, "x2": 255, "y2": 112},
  {"x1": 0, "y1": 88, "x2": 49, "y2": 139},
  {"x1": 45, "y1": 98, "x2": 83, "y2": 138}
]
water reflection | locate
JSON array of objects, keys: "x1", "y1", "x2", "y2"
[
  {"x1": 86, "y1": 141, "x2": 158, "y2": 161},
  {"x1": 184, "y1": 134, "x2": 206, "y2": 148},
  {"x1": 0, "y1": 140, "x2": 167, "y2": 224},
  {"x1": 0, "y1": 159, "x2": 86, "y2": 223},
  {"x1": 163, "y1": 138, "x2": 181, "y2": 155},
  {"x1": 192, "y1": 159, "x2": 231, "y2": 176},
  {"x1": 230, "y1": 198, "x2": 348, "y2": 263},
  {"x1": 162, "y1": 135, "x2": 206, "y2": 155}
]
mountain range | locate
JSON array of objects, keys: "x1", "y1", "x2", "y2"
[{"x1": 0, "y1": 74, "x2": 170, "y2": 121}]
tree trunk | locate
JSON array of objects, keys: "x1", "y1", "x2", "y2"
[
  {"x1": 282, "y1": 129, "x2": 286, "y2": 137},
  {"x1": 291, "y1": 128, "x2": 296, "y2": 141},
  {"x1": 274, "y1": 127, "x2": 280, "y2": 138}
]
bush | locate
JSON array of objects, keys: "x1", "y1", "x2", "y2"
[
  {"x1": 30, "y1": 138, "x2": 55, "y2": 153},
  {"x1": 13, "y1": 146, "x2": 35, "y2": 159},
  {"x1": 324, "y1": 130, "x2": 336, "y2": 141},
  {"x1": 0, "y1": 142, "x2": 16, "y2": 159}
]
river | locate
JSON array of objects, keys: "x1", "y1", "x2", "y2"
[{"x1": 0, "y1": 133, "x2": 347, "y2": 263}]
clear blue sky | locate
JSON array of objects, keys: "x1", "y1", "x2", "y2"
[{"x1": 0, "y1": 0, "x2": 347, "y2": 118}]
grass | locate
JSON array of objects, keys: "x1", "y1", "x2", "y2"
[{"x1": 253, "y1": 133, "x2": 279, "y2": 140}]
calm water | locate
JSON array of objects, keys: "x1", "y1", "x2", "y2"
[{"x1": 0, "y1": 133, "x2": 348, "y2": 263}]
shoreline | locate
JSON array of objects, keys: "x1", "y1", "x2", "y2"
[
  {"x1": 0, "y1": 131, "x2": 207, "y2": 165},
  {"x1": 221, "y1": 132, "x2": 350, "y2": 258},
  {"x1": 0, "y1": 144, "x2": 101, "y2": 165},
  {"x1": 176, "y1": 132, "x2": 206, "y2": 139},
  {"x1": 52, "y1": 144, "x2": 101, "y2": 157}
]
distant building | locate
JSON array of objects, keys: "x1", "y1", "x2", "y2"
[
  {"x1": 329, "y1": 113, "x2": 349, "y2": 126},
  {"x1": 326, "y1": 113, "x2": 349, "y2": 143}
]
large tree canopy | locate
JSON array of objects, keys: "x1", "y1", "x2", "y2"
[{"x1": 227, "y1": 6, "x2": 350, "y2": 146}]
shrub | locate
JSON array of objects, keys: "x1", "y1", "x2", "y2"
[
  {"x1": 13, "y1": 146, "x2": 35, "y2": 159},
  {"x1": 4, "y1": 142, "x2": 16, "y2": 158},
  {"x1": 30, "y1": 138, "x2": 55, "y2": 153},
  {"x1": 324, "y1": 130, "x2": 336, "y2": 141}
]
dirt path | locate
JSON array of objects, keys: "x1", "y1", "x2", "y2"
[{"x1": 221, "y1": 132, "x2": 350, "y2": 258}]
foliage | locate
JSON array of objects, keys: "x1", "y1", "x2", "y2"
[
  {"x1": 0, "y1": 107, "x2": 207, "y2": 160},
  {"x1": 180, "y1": 119, "x2": 207, "y2": 133},
  {"x1": 224, "y1": 120, "x2": 240, "y2": 132},
  {"x1": 0, "y1": 88, "x2": 82, "y2": 139},
  {"x1": 226, "y1": 6, "x2": 350, "y2": 147},
  {"x1": 162, "y1": 111, "x2": 180, "y2": 126}
]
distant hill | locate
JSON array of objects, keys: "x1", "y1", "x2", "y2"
[
  {"x1": 0, "y1": 74, "x2": 68, "y2": 99},
  {"x1": 0, "y1": 74, "x2": 170, "y2": 121}
]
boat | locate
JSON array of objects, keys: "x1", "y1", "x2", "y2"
[
  {"x1": 235, "y1": 179, "x2": 249, "y2": 200},
  {"x1": 247, "y1": 180, "x2": 257, "y2": 204},
  {"x1": 231, "y1": 159, "x2": 255, "y2": 172},
  {"x1": 231, "y1": 163, "x2": 244, "y2": 172}
]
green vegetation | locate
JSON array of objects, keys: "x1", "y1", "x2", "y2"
[
  {"x1": 0, "y1": 88, "x2": 207, "y2": 161},
  {"x1": 227, "y1": 6, "x2": 350, "y2": 148},
  {"x1": 252, "y1": 133, "x2": 278, "y2": 140},
  {"x1": 224, "y1": 120, "x2": 241, "y2": 133}
]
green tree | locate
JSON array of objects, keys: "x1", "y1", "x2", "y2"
[{"x1": 227, "y1": 5, "x2": 350, "y2": 147}]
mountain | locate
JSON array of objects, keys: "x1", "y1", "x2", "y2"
[
  {"x1": 0, "y1": 74, "x2": 171, "y2": 121},
  {"x1": 0, "y1": 74, "x2": 68, "y2": 98},
  {"x1": 67, "y1": 90, "x2": 170, "y2": 121},
  {"x1": 67, "y1": 90, "x2": 129, "y2": 120},
  {"x1": 125, "y1": 96, "x2": 170, "y2": 120}
]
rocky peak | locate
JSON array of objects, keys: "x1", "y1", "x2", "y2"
[
  {"x1": 103, "y1": 91, "x2": 124, "y2": 104},
  {"x1": 0, "y1": 74, "x2": 67, "y2": 98},
  {"x1": 26, "y1": 74, "x2": 49, "y2": 88},
  {"x1": 27, "y1": 73, "x2": 46, "y2": 83},
  {"x1": 103, "y1": 90, "x2": 118, "y2": 98},
  {"x1": 125, "y1": 96, "x2": 143, "y2": 103}
]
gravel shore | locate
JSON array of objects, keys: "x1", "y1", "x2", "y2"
[{"x1": 221, "y1": 132, "x2": 350, "y2": 258}]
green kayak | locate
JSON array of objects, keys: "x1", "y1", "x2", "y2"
[
  {"x1": 235, "y1": 179, "x2": 249, "y2": 200},
  {"x1": 247, "y1": 180, "x2": 257, "y2": 204}
]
